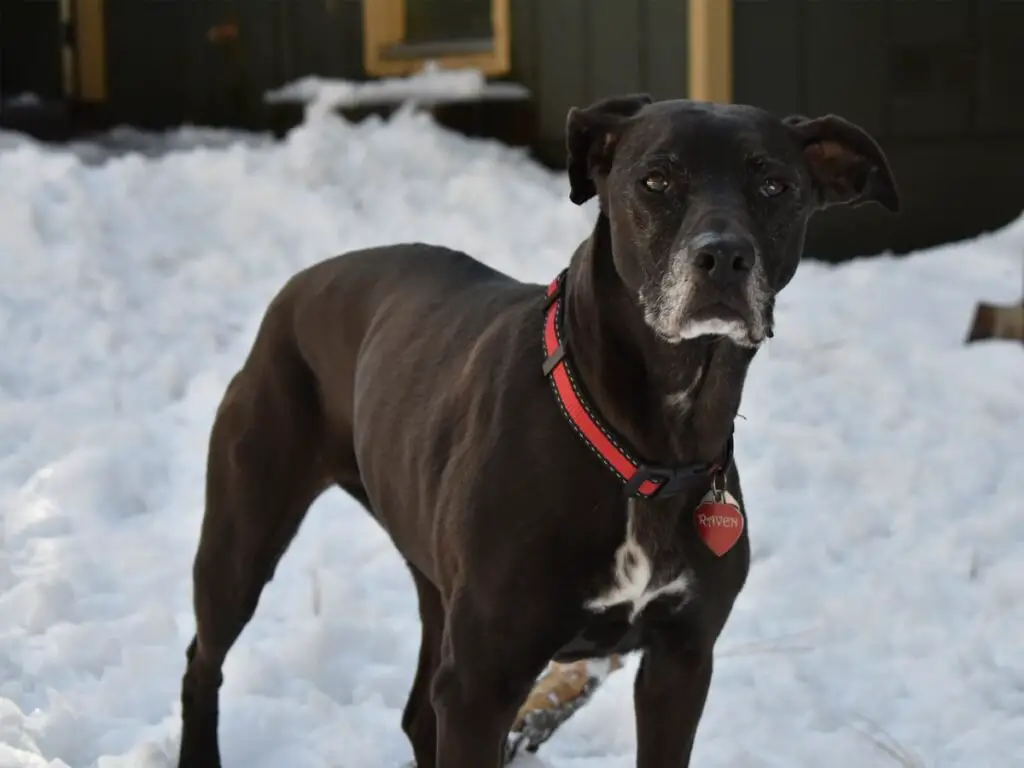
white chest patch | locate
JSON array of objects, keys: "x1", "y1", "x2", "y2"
[
  {"x1": 664, "y1": 364, "x2": 704, "y2": 415},
  {"x1": 585, "y1": 513, "x2": 692, "y2": 622}
]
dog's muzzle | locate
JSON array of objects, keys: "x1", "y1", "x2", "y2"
[{"x1": 641, "y1": 232, "x2": 772, "y2": 347}]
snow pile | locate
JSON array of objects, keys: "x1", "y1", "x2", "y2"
[
  {"x1": 1, "y1": 103, "x2": 1022, "y2": 768},
  {"x1": 264, "y1": 63, "x2": 529, "y2": 120}
]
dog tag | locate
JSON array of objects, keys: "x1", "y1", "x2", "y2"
[{"x1": 694, "y1": 489, "x2": 744, "y2": 556}]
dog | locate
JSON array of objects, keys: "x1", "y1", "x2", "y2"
[{"x1": 176, "y1": 94, "x2": 899, "y2": 768}]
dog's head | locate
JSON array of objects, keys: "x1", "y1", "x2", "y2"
[{"x1": 566, "y1": 95, "x2": 900, "y2": 348}]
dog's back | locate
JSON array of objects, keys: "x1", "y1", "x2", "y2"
[{"x1": 232, "y1": 244, "x2": 544, "y2": 568}]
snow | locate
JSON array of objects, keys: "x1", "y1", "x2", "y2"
[
  {"x1": 2, "y1": 93, "x2": 42, "y2": 108},
  {"x1": 1, "y1": 101, "x2": 1022, "y2": 768},
  {"x1": 264, "y1": 64, "x2": 530, "y2": 121}
]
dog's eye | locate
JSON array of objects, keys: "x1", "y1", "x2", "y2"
[
  {"x1": 759, "y1": 178, "x2": 788, "y2": 198},
  {"x1": 644, "y1": 172, "x2": 670, "y2": 193}
]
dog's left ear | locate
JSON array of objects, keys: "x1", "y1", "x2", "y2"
[
  {"x1": 785, "y1": 114, "x2": 901, "y2": 213},
  {"x1": 566, "y1": 93, "x2": 653, "y2": 205}
]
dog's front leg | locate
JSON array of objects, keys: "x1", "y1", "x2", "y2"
[
  {"x1": 633, "y1": 638, "x2": 714, "y2": 768},
  {"x1": 431, "y1": 597, "x2": 552, "y2": 768}
]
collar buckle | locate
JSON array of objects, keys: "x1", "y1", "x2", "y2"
[{"x1": 623, "y1": 463, "x2": 705, "y2": 500}]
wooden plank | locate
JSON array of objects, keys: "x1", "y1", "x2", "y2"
[
  {"x1": 363, "y1": 0, "x2": 405, "y2": 75},
  {"x1": 74, "y1": 0, "x2": 107, "y2": 101},
  {"x1": 489, "y1": 0, "x2": 511, "y2": 76},
  {"x1": 687, "y1": 0, "x2": 731, "y2": 103},
  {"x1": 966, "y1": 300, "x2": 1024, "y2": 344}
]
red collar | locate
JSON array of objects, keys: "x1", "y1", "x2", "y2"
[{"x1": 542, "y1": 269, "x2": 733, "y2": 500}]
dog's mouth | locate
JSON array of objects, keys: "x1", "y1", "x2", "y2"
[
  {"x1": 654, "y1": 295, "x2": 771, "y2": 348},
  {"x1": 678, "y1": 301, "x2": 761, "y2": 347},
  {"x1": 690, "y1": 298, "x2": 749, "y2": 325},
  {"x1": 640, "y1": 268, "x2": 774, "y2": 348}
]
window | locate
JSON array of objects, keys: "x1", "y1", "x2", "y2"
[{"x1": 362, "y1": 0, "x2": 510, "y2": 78}]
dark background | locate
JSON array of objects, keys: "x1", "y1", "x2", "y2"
[{"x1": 3, "y1": 0, "x2": 1022, "y2": 262}]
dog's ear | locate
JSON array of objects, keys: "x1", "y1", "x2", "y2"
[
  {"x1": 566, "y1": 93, "x2": 653, "y2": 205},
  {"x1": 785, "y1": 114, "x2": 901, "y2": 213}
]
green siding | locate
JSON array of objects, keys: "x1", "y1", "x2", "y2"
[
  {"x1": 533, "y1": 0, "x2": 589, "y2": 142},
  {"x1": 508, "y1": 0, "x2": 1024, "y2": 259},
  {"x1": 587, "y1": 0, "x2": 643, "y2": 101},
  {"x1": 1, "y1": 0, "x2": 63, "y2": 100},
  {"x1": 510, "y1": 0, "x2": 688, "y2": 162},
  {"x1": 510, "y1": 0, "x2": 540, "y2": 91},
  {"x1": 886, "y1": 0, "x2": 974, "y2": 137},
  {"x1": 18, "y1": 0, "x2": 1020, "y2": 260},
  {"x1": 733, "y1": 0, "x2": 1022, "y2": 139},
  {"x1": 102, "y1": 0, "x2": 364, "y2": 130},
  {"x1": 277, "y1": 0, "x2": 365, "y2": 88},
  {"x1": 729, "y1": 0, "x2": 1024, "y2": 260},
  {"x1": 977, "y1": 0, "x2": 1024, "y2": 136},
  {"x1": 639, "y1": 0, "x2": 688, "y2": 102},
  {"x1": 802, "y1": 1, "x2": 888, "y2": 134},
  {"x1": 732, "y1": 0, "x2": 801, "y2": 117},
  {"x1": 104, "y1": 0, "x2": 189, "y2": 127}
]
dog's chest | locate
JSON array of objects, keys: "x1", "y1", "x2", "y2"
[{"x1": 585, "y1": 519, "x2": 692, "y2": 622}]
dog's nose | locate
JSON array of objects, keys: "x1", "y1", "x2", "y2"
[{"x1": 692, "y1": 235, "x2": 755, "y2": 287}]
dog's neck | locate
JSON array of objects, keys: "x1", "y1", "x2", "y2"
[{"x1": 562, "y1": 214, "x2": 756, "y2": 471}]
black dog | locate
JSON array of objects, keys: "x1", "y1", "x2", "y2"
[{"x1": 176, "y1": 94, "x2": 899, "y2": 768}]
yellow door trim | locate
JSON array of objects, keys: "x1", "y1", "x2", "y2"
[
  {"x1": 362, "y1": 0, "x2": 405, "y2": 76},
  {"x1": 362, "y1": 0, "x2": 510, "y2": 78},
  {"x1": 688, "y1": 0, "x2": 732, "y2": 103},
  {"x1": 73, "y1": 0, "x2": 108, "y2": 101}
]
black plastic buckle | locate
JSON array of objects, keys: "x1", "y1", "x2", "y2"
[
  {"x1": 623, "y1": 463, "x2": 702, "y2": 499},
  {"x1": 544, "y1": 271, "x2": 565, "y2": 310},
  {"x1": 542, "y1": 343, "x2": 565, "y2": 376}
]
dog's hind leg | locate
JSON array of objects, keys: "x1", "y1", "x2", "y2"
[
  {"x1": 401, "y1": 564, "x2": 445, "y2": 768},
  {"x1": 177, "y1": 332, "x2": 331, "y2": 768}
]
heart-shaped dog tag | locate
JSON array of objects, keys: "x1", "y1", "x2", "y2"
[{"x1": 694, "y1": 490, "x2": 744, "y2": 556}]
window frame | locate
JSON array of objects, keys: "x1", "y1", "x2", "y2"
[{"x1": 362, "y1": 0, "x2": 511, "y2": 78}]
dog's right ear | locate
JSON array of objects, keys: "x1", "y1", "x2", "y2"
[{"x1": 566, "y1": 93, "x2": 653, "y2": 205}]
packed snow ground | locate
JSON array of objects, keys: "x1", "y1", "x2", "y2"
[{"x1": 1, "y1": 104, "x2": 1023, "y2": 768}]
